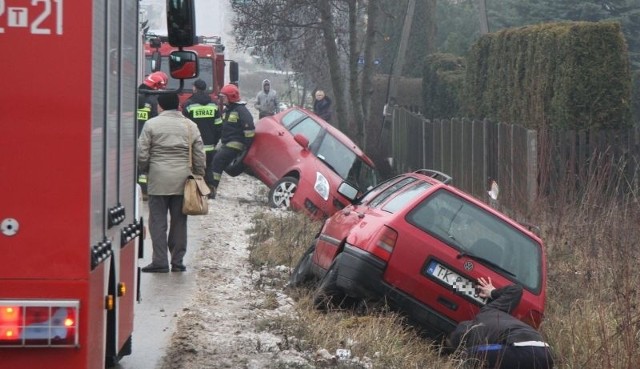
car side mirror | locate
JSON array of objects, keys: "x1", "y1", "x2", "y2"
[
  {"x1": 293, "y1": 133, "x2": 309, "y2": 149},
  {"x1": 229, "y1": 60, "x2": 239, "y2": 86},
  {"x1": 337, "y1": 182, "x2": 358, "y2": 201},
  {"x1": 169, "y1": 50, "x2": 198, "y2": 79},
  {"x1": 151, "y1": 50, "x2": 161, "y2": 72}
]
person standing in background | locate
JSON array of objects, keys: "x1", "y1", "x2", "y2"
[
  {"x1": 138, "y1": 92, "x2": 206, "y2": 273},
  {"x1": 254, "y1": 79, "x2": 279, "y2": 119},
  {"x1": 313, "y1": 89, "x2": 332, "y2": 123},
  {"x1": 183, "y1": 79, "x2": 222, "y2": 198}
]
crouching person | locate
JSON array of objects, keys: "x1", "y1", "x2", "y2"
[{"x1": 447, "y1": 277, "x2": 555, "y2": 369}]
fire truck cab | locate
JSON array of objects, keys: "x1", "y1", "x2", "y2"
[
  {"x1": 0, "y1": 1, "x2": 200, "y2": 368},
  {"x1": 144, "y1": 33, "x2": 239, "y2": 107}
]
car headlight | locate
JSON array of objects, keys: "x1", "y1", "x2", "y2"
[{"x1": 314, "y1": 172, "x2": 330, "y2": 201}]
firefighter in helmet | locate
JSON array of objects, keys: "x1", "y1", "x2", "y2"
[
  {"x1": 137, "y1": 71, "x2": 168, "y2": 199},
  {"x1": 182, "y1": 79, "x2": 222, "y2": 197},
  {"x1": 209, "y1": 83, "x2": 255, "y2": 199}
]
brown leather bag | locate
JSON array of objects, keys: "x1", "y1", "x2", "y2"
[
  {"x1": 182, "y1": 123, "x2": 210, "y2": 215},
  {"x1": 182, "y1": 174, "x2": 210, "y2": 215}
]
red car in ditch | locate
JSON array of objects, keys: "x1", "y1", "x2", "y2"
[
  {"x1": 241, "y1": 107, "x2": 379, "y2": 218},
  {"x1": 290, "y1": 170, "x2": 547, "y2": 339}
]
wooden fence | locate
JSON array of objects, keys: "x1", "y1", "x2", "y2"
[{"x1": 390, "y1": 107, "x2": 640, "y2": 210}]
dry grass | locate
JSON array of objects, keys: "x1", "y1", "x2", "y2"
[{"x1": 246, "y1": 176, "x2": 640, "y2": 368}]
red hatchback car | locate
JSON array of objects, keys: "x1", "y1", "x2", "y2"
[
  {"x1": 242, "y1": 107, "x2": 379, "y2": 218},
  {"x1": 290, "y1": 170, "x2": 547, "y2": 338}
]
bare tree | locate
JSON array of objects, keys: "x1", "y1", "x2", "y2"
[{"x1": 231, "y1": 0, "x2": 388, "y2": 142}]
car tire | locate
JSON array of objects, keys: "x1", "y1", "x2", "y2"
[
  {"x1": 313, "y1": 254, "x2": 355, "y2": 310},
  {"x1": 268, "y1": 176, "x2": 298, "y2": 208},
  {"x1": 289, "y1": 242, "x2": 316, "y2": 288},
  {"x1": 224, "y1": 148, "x2": 248, "y2": 177}
]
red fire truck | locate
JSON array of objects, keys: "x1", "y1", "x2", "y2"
[
  {"x1": 144, "y1": 33, "x2": 239, "y2": 106},
  {"x1": 0, "y1": 1, "x2": 202, "y2": 368}
]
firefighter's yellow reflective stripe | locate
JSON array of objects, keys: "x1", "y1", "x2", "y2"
[
  {"x1": 213, "y1": 173, "x2": 222, "y2": 181},
  {"x1": 187, "y1": 105, "x2": 216, "y2": 118},
  {"x1": 203, "y1": 144, "x2": 215, "y2": 152},
  {"x1": 244, "y1": 130, "x2": 255, "y2": 138},
  {"x1": 138, "y1": 174, "x2": 148, "y2": 184},
  {"x1": 214, "y1": 118, "x2": 223, "y2": 125},
  {"x1": 225, "y1": 141, "x2": 245, "y2": 150},
  {"x1": 227, "y1": 112, "x2": 239, "y2": 123},
  {"x1": 137, "y1": 109, "x2": 149, "y2": 121}
]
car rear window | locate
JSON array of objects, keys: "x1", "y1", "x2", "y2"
[{"x1": 406, "y1": 189, "x2": 542, "y2": 292}]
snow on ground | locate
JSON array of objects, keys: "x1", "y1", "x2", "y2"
[{"x1": 158, "y1": 173, "x2": 312, "y2": 369}]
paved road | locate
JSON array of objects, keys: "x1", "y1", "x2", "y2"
[{"x1": 116, "y1": 202, "x2": 205, "y2": 369}]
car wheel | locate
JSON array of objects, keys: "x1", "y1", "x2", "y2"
[
  {"x1": 313, "y1": 254, "x2": 355, "y2": 310},
  {"x1": 268, "y1": 176, "x2": 298, "y2": 208},
  {"x1": 289, "y1": 242, "x2": 316, "y2": 288},
  {"x1": 224, "y1": 148, "x2": 248, "y2": 177}
]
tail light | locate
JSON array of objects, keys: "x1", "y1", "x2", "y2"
[
  {"x1": 370, "y1": 225, "x2": 398, "y2": 262},
  {"x1": 0, "y1": 300, "x2": 79, "y2": 347}
]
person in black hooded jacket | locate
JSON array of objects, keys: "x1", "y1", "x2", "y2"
[
  {"x1": 447, "y1": 277, "x2": 554, "y2": 369},
  {"x1": 182, "y1": 79, "x2": 222, "y2": 196}
]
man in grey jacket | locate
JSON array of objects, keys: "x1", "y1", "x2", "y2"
[
  {"x1": 138, "y1": 92, "x2": 206, "y2": 273},
  {"x1": 254, "y1": 79, "x2": 279, "y2": 119}
]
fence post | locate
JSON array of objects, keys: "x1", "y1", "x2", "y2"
[{"x1": 526, "y1": 129, "x2": 538, "y2": 208}]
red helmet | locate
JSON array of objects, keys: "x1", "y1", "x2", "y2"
[
  {"x1": 220, "y1": 83, "x2": 240, "y2": 103},
  {"x1": 143, "y1": 71, "x2": 168, "y2": 90}
]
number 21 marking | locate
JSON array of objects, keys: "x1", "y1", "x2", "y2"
[{"x1": 0, "y1": 0, "x2": 63, "y2": 35}]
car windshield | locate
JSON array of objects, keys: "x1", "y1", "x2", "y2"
[
  {"x1": 406, "y1": 189, "x2": 542, "y2": 292},
  {"x1": 145, "y1": 57, "x2": 214, "y2": 91},
  {"x1": 315, "y1": 133, "x2": 378, "y2": 191}
]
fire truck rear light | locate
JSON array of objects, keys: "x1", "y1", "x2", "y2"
[
  {"x1": 0, "y1": 300, "x2": 79, "y2": 347},
  {"x1": 118, "y1": 282, "x2": 126, "y2": 297},
  {"x1": 105, "y1": 295, "x2": 114, "y2": 310}
]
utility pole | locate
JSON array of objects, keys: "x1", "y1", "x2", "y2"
[
  {"x1": 478, "y1": 0, "x2": 489, "y2": 34},
  {"x1": 388, "y1": 0, "x2": 415, "y2": 104}
]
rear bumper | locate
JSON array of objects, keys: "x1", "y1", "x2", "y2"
[{"x1": 335, "y1": 244, "x2": 457, "y2": 338}]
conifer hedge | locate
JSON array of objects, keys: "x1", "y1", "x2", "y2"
[
  {"x1": 421, "y1": 53, "x2": 466, "y2": 119},
  {"x1": 462, "y1": 21, "x2": 632, "y2": 130}
]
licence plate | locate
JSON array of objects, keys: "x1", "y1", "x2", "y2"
[{"x1": 425, "y1": 260, "x2": 486, "y2": 304}]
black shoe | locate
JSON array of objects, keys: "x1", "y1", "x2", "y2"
[
  {"x1": 208, "y1": 186, "x2": 216, "y2": 199},
  {"x1": 171, "y1": 264, "x2": 187, "y2": 272},
  {"x1": 141, "y1": 263, "x2": 169, "y2": 273}
]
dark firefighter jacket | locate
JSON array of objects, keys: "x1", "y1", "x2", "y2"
[
  {"x1": 182, "y1": 92, "x2": 222, "y2": 152},
  {"x1": 448, "y1": 284, "x2": 544, "y2": 350},
  {"x1": 220, "y1": 102, "x2": 255, "y2": 151},
  {"x1": 137, "y1": 84, "x2": 159, "y2": 137}
]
